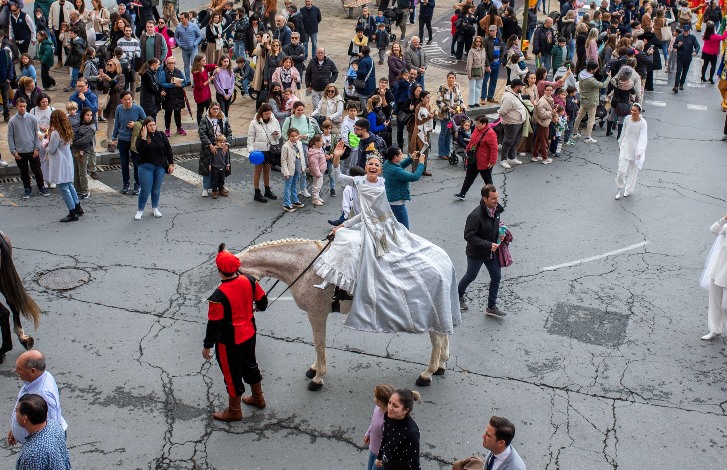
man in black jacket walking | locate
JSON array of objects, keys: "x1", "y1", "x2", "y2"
[
  {"x1": 672, "y1": 25, "x2": 700, "y2": 92},
  {"x1": 458, "y1": 184, "x2": 506, "y2": 317},
  {"x1": 305, "y1": 47, "x2": 339, "y2": 110}
]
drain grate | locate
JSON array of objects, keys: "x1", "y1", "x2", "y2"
[
  {"x1": 37, "y1": 268, "x2": 91, "y2": 291},
  {"x1": 546, "y1": 302, "x2": 630, "y2": 348}
]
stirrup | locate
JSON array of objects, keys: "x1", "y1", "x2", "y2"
[{"x1": 333, "y1": 286, "x2": 353, "y2": 302}]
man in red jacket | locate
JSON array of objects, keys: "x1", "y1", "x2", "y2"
[
  {"x1": 202, "y1": 244, "x2": 268, "y2": 421},
  {"x1": 454, "y1": 115, "x2": 498, "y2": 200}
]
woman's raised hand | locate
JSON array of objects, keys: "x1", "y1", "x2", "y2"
[{"x1": 332, "y1": 140, "x2": 345, "y2": 168}]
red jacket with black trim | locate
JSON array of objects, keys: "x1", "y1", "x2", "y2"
[{"x1": 204, "y1": 275, "x2": 267, "y2": 348}]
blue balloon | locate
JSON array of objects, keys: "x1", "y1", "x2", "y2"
[{"x1": 249, "y1": 150, "x2": 265, "y2": 165}]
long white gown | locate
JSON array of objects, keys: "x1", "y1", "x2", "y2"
[
  {"x1": 313, "y1": 167, "x2": 462, "y2": 335},
  {"x1": 616, "y1": 116, "x2": 648, "y2": 193},
  {"x1": 700, "y1": 218, "x2": 727, "y2": 334}
]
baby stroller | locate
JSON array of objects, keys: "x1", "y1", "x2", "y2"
[
  {"x1": 448, "y1": 111, "x2": 471, "y2": 166},
  {"x1": 382, "y1": 8, "x2": 398, "y2": 43}
]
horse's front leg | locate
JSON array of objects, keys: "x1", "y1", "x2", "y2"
[
  {"x1": 305, "y1": 309, "x2": 328, "y2": 391},
  {"x1": 416, "y1": 331, "x2": 442, "y2": 387},
  {"x1": 9, "y1": 302, "x2": 33, "y2": 351},
  {"x1": 437, "y1": 334, "x2": 450, "y2": 374},
  {"x1": 0, "y1": 302, "x2": 13, "y2": 361}
]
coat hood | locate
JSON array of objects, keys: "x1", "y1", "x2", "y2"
[{"x1": 579, "y1": 69, "x2": 593, "y2": 80}]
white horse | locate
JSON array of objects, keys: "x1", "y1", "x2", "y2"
[{"x1": 238, "y1": 238, "x2": 450, "y2": 391}]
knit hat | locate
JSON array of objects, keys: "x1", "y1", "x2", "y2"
[{"x1": 216, "y1": 244, "x2": 241, "y2": 273}]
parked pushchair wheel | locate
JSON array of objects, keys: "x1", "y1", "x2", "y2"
[{"x1": 449, "y1": 154, "x2": 458, "y2": 165}]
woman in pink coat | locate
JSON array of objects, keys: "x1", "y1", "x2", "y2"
[
  {"x1": 271, "y1": 56, "x2": 302, "y2": 94},
  {"x1": 156, "y1": 20, "x2": 175, "y2": 60}
]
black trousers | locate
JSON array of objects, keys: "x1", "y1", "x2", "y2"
[
  {"x1": 0, "y1": 82, "x2": 9, "y2": 118},
  {"x1": 196, "y1": 98, "x2": 211, "y2": 124},
  {"x1": 210, "y1": 167, "x2": 226, "y2": 191},
  {"x1": 16, "y1": 152, "x2": 44, "y2": 190},
  {"x1": 419, "y1": 15, "x2": 433, "y2": 41},
  {"x1": 164, "y1": 109, "x2": 182, "y2": 129},
  {"x1": 675, "y1": 58, "x2": 692, "y2": 87},
  {"x1": 214, "y1": 334, "x2": 262, "y2": 397},
  {"x1": 702, "y1": 52, "x2": 718, "y2": 80},
  {"x1": 459, "y1": 163, "x2": 493, "y2": 196},
  {"x1": 40, "y1": 64, "x2": 56, "y2": 89}
]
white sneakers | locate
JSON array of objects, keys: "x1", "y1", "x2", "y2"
[
  {"x1": 509, "y1": 158, "x2": 523, "y2": 165},
  {"x1": 615, "y1": 189, "x2": 622, "y2": 200},
  {"x1": 584, "y1": 137, "x2": 598, "y2": 143},
  {"x1": 201, "y1": 189, "x2": 208, "y2": 197},
  {"x1": 623, "y1": 190, "x2": 630, "y2": 197},
  {"x1": 301, "y1": 189, "x2": 312, "y2": 198},
  {"x1": 542, "y1": 157, "x2": 553, "y2": 164},
  {"x1": 532, "y1": 156, "x2": 543, "y2": 162},
  {"x1": 500, "y1": 160, "x2": 512, "y2": 169},
  {"x1": 134, "y1": 210, "x2": 143, "y2": 220},
  {"x1": 153, "y1": 208, "x2": 163, "y2": 218},
  {"x1": 701, "y1": 332, "x2": 721, "y2": 340}
]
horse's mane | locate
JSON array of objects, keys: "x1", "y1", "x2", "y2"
[{"x1": 241, "y1": 238, "x2": 322, "y2": 254}]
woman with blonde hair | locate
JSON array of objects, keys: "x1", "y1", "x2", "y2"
[
  {"x1": 311, "y1": 84, "x2": 345, "y2": 135},
  {"x1": 585, "y1": 28, "x2": 600, "y2": 65},
  {"x1": 97, "y1": 57, "x2": 126, "y2": 139},
  {"x1": 44, "y1": 110, "x2": 83, "y2": 222}
]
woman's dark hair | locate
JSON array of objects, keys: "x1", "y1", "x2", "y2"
[
  {"x1": 256, "y1": 102, "x2": 272, "y2": 120},
  {"x1": 446, "y1": 71, "x2": 456, "y2": 79},
  {"x1": 535, "y1": 67, "x2": 547, "y2": 82},
  {"x1": 268, "y1": 81, "x2": 284, "y2": 107},
  {"x1": 80, "y1": 106, "x2": 93, "y2": 120},
  {"x1": 488, "y1": 4, "x2": 498, "y2": 18},
  {"x1": 506, "y1": 6, "x2": 515, "y2": 17},
  {"x1": 138, "y1": 57, "x2": 160, "y2": 75},
  {"x1": 393, "y1": 389, "x2": 421, "y2": 415},
  {"x1": 35, "y1": 93, "x2": 50, "y2": 107},
  {"x1": 409, "y1": 84, "x2": 422, "y2": 99},
  {"x1": 383, "y1": 146, "x2": 401, "y2": 161},
  {"x1": 704, "y1": 21, "x2": 715, "y2": 40},
  {"x1": 475, "y1": 115, "x2": 489, "y2": 125},
  {"x1": 419, "y1": 90, "x2": 430, "y2": 100}
]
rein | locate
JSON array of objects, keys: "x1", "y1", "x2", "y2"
[{"x1": 265, "y1": 237, "x2": 333, "y2": 307}]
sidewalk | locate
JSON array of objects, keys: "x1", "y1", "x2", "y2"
[{"x1": 0, "y1": 0, "x2": 527, "y2": 175}]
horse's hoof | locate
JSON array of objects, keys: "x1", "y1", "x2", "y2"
[
  {"x1": 305, "y1": 368, "x2": 317, "y2": 379},
  {"x1": 433, "y1": 368, "x2": 445, "y2": 376},
  {"x1": 415, "y1": 376, "x2": 431, "y2": 387},
  {"x1": 20, "y1": 337, "x2": 34, "y2": 350},
  {"x1": 307, "y1": 381, "x2": 323, "y2": 391}
]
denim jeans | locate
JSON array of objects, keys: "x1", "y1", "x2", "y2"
[
  {"x1": 661, "y1": 40, "x2": 669, "y2": 63},
  {"x1": 137, "y1": 163, "x2": 166, "y2": 210},
  {"x1": 233, "y1": 42, "x2": 245, "y2": 59},
  {"x1": 299, "y1": 143, "x2": 308, "y2": 193},
  {"x1": 366, "y1": 451, "x2": 377, "y2": 470},
  {"x1": 303, "y1": 32, "x2": 317, "y2": 60},
  {"x1": 416, "y1": 74, "x2": 424, "y2": 88},
  {"x1": 182, "y1": 47, "x2": 198, "y2": 85},
  {"x1": 242, "y1": 77, "x2": 251, "y2": 95},
  {"x1": 203, "y1": 174, "x2": 211, "y2": 190},
  {"x1": 118, "y1": 140, "x2": 139, "y2": 188},
  {"x1": 390, "y1": 204, "x2": 409, "y2": 229},
  {"x1": 284, "y1": 159, "x2": 301, "y2": 206},
  {"x1": 326, "y1": 160, "x2": 335, "y2": 191},
  {"x1": 468, "y1": 78, "x2": 483, "y2": 106},
  {"x1": 481, "y1": 62, "x2": 500, "y2": 100},
  {"x1": 70, "y1": 67, "x2": 80, "y2": 88},
  {"x1": 438, "y1": 118, "x2": 451, "y2": 157},
  {"x1": 457, "y1": 256, "x2": 501, "y2": 308},
  {"x1": 57, "y1": 182, "x2": 79, "y2": 211}
]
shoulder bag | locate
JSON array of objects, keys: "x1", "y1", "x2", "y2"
[
  {"x1": 465, "y1": 127, "x2": 489, "y2": 165},
  {"x1": 353, "y1": 61, "x2": 373, "y2": 90},
  {"x1": 97, "y1": 91, "x2": 110, "y2": 111},
  {"x1": 261, "y1": 121, "x2": 281, "y2": 156}
]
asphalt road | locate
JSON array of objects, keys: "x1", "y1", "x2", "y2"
[{"x1": 2, "y1": 38, "x2": 727, "y2": 470}]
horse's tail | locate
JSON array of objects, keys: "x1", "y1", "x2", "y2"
[{"x1": 0, "y1": 235, "x2": 41, "y2": 329}]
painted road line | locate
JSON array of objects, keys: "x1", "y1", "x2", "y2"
[
  {"x1": 645, "y1": 100, "x2": 666, "y2": 107},
  {"x1": 687, "y1": 104, "x2": 708, "y2": 111},
  {"x1": 541, "y1": 241, "x2": 651, "y2": 272},
  {"x1": 170, "y1": 165, "x2": 202, "y2": 186},
  {"x1": 87, "y1": 178, "x2": 117, "y2": 194},
  {"x1": 687, "y1": 83, "x2": 706, "y2": 88}
]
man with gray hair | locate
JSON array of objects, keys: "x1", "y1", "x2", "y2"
[
  {"x1": 7, "y1": 350, "x2": 68, "y2": 446},
  {"x1": 305, "y1": 47, "x2": 339, "y2": 109},
  {"x1": 405, "y1": 36, "x2": 427, "y2": 87}
]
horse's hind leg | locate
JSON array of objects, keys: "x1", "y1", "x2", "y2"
[
  {"x1": 9, "y1": 302, "x2": 33, "y2": 351},
  {"x1": 416, "y1": 331, "x2": 443, "y2": 387},
  {"x1": 434, "y1": 334, "x2": 450, "y2": 376},
  {"x1": 0, "y1": 302, "x2": 13, "y2": 362},
  {"x1": 305, "y1": 310, "x2": 328, "y2": 391}
]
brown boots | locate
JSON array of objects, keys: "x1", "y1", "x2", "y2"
[
  {"x1": 241, "y1": 382, "x2": 266, "y2": 409},
  {"x1": 212, "y1": 396, "x2": 242, "y2": 421}
]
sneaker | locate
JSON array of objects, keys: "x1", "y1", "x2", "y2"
[
  {"x1": 508, "y1": 158, "x2": 523, "y2": 165},
  {"x1": 80, "y1": 192, "x2": 90, "y2": 199},
  {"x1": 202, "y1": 189, "x2": 208, "y2": 197},
  {"x1": 39, "y1": 187, "x2": 50, "y2": 197},
  {"x1": 500, "y1": 160, "x2": 512, "y2": 169},
  {"x1": 531, "y1": 156, "x2": 543, "y2": 162},
  {"x1": 121, "y1": 185, "x2": 129, "y2": 194},
  {"x1": 572, "y1": 133, "x2": 581, "y2": 139},
  {"x1": 615, "y1": 189, "x2": 622, "y2": 200},
  {"x1": 62, "y1": 86, "x2": 74, "y2": 92},
  {"x1": 312, "y1": 199, "x2": 324, "y2": 206},
  {"x1": 22, "y1": 188, "x2": 31, "y2": 199},
  {"x1": 134, "y1": 210, "x2": 143, "y2": 220},
  {"x1": 584, "y1": 137, "x2": 597, "y2": 144},
  {"x1": 301, "y1": 189, "x2": 312, "y2": 198},
  {"x1": 292, "y1": 202, "x2": 305, "y2": 208},
  {"x1": 47, "y1": 85, "x2": 57, "y2": 91},
  {"x1": 459, "y1": 298, "x2": 468, "y2": 311},
  {"x1": 485, "y1": 306, "x2": 506, "y2": 318},
  {"x1": 283, "y1": 205, "x2": 296, "y2": 212},
  {"x1": 623, "y1": 190, "x2": 630, "y2": 197},
  {"x1": 542, "y1": 157, "x2": 553, "y2": 164},
  {"x1": 165, "y1": 129, "x2": 171, "y2": 137},
  {"x1": 518, "y1": 152, "x2": 526, "y2": 157},
  {"x1": 454, "y1": 193, "x2": 465, "y2": 200},
  {"x1": 330, "y1": 188, "x2": 336, "y2": 197},
  {"x1": 49, "y1": 183, "x2": 56, "y2": 189},
  {"x1": 153, "y1": 208, "x2": 163, "y2": 218},
  {"x1": 0, "y1": 159, "x2": 7, "y2": 167},
  {"x1": 328, "y1": 219, "x2": 342, "y2": 226},
  {"x1": 177, "y1": 127, "x2": 187, "y2": 136},
  {"x1": 565, "y1": 139, "x2": 575, "y2": 146},
  {"x1": 132, "y1": 187, "x2": 140, "y2": 195}
]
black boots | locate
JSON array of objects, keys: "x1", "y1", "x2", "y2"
[
  {"x1": 616, "y1": 123, "x2": 623, "y2": 140},
  {"x1": 254, "y1": 189, "x2": 268, "y2": 203},
  {"x1": 60, "y1": 211, "x2": 79, "y2": 223},
  {"x1": 606, "y1": 121, "x2": 613, "y2": 136},
  {"x1": 263, "y1": 186, "x2": 277, "y2": 200},
  {"x1": 75, "y1": 203, "x2": 84, "y2": 216}
]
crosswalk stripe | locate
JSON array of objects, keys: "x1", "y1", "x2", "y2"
[
  {"x1": 87, "y1": 178, "x2": 117, "y2": 194},
  {"x1": 687, "y1": 83, "x2": 706, "y2": 88},
  {"x1": 645, "y1": 100, "x2": 666, "y2": 107},
  {"x1": 170, "y1": 165, "x2": 202, "y2": 186},
  {"x1": 687, "y1": 104, "x2": 708, "y2": 111}
]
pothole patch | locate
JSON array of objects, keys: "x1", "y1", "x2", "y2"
[{"x1": 37, "y1": 268, "x2": 91, "y2": 291}]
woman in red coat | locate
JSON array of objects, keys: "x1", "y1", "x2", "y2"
[
  {"x1": 454, "y1": 114, "x2": 498, "y2": 200},
  {"x1": 191, "y1": 54, "x2": 219, "y2": 124}
]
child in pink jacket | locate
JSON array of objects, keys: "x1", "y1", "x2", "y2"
[{"x1": 307, "y1": 134, "x2": 328, "y2": 206}]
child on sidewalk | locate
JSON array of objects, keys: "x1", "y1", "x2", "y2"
[
  {"x1": 307, "y1": 134, "x2": 327, "y2": 206},
  {"x1": 281, "y1": 127, "x2": 307, "y2": 212},
  {"x1": 549, "y1": 105, "x2": 567, "y2": 159},
  {"x1": 363, "y1": 384, "x2": 396, "y2": 470},
  {"x1": 320, "y1": 119, "x2": 338, "y2": 196},
  {"x1": 374, "y1": 22, "x2": 390, "y2": 65},
  {"x1": 209, "y1": 135, "x2": 231, "y2": 199},
  {"x1": 71, "y1": 107, "x2": 95, "y2": 199},
  {"x1": 233, "y1": 56, "x2": 254, "y2": 97}
]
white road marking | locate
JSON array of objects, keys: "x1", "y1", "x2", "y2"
[
  {"x1": 87, "y1": 178, "x2": 117, "y2": 194},
  {"x1": 687, "y1": 104, "x2": 708, "y2": 111},
  {"x1": 541, "y1": 241, "x2": 651, "y2": 272},
  {"x1": 645, "y1": 100, "x2": 666, "y2": 107},
  {"x1": 170, "y1": 165, "x2": 202, "y2": 186},
  {"x1": 687, "y1": 83, "x2": 706, "y2": 88}
]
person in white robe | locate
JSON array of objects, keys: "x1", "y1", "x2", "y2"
[
  {"x1": 615, "y1": 103, "x2": 648, "y2": 200},
  {"x1": 313, "y1": 141, "x2": 461, "y2": 335},
  {"x1": 700, "y1": 214, "x2": 727, "y2": 340}
]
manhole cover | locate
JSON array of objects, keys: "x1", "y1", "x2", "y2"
[
  {"x1": 546, "y1": 302, "x2": 629, "y2": 348},
  {"x1": 37, "y1": 268, "x2": 91, "y2": 291}
]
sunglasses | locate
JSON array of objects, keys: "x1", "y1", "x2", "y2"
[{"x1": 327, "y1": 90, "x2": 335, "y2": 93}]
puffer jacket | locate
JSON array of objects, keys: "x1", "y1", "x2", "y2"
[
  {"x1": 159, "y1": 66, "x2": 187, "y2": 111},
  {"x1": 198, "y1": 114, "x2": 233, "y2": 176},
  {"x1": 382, "y1": 157, "x2": 424, "y2": 202},
  {"x1": 464, "y1": 201, "x2": 504, "y2": 260},
  {"x1": 247, "y1": 116, "x2": 281, "y2": 153},
  {"x1": 466, "y1": 125, "x2": 498, "y2": 170},
  {"x1": 533, "y1": 95, "x2": 554, "y2": 127},
  {"x1": 280, "y1": 139, "x2": 307, "y2": 177},
  {"x1": 497, "y1": 87, "x2": 527, "y2": 125}
]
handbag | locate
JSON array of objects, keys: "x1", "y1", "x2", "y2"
[
  {"x1": 465, "y1": 127, "x2": 489, "y2": 164},
  {"x1": 97, "y1": 92, "x2": 110, "y2": 111},
  {"x1": 353, "y1": 61, "x2": 373, "y2": 90},
  {"x1": 471, "y1": 66, "x2": 483, "y2": 78},
  {"x1": 261, "y1": 122, "x2": 281, "y2": 156},
  {"x1": 595, "y1": 103, "x2": 607, "y2": 119},
  {"x1": 661, "y1": 25, "x2": 672, "y2": 42},
  {"x1": 615, "y1": 101, "x2": 631, "y2": 117}
]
